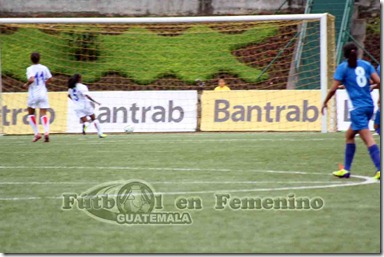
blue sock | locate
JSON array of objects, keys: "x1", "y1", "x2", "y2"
[
  {"x1": 368, "y1": 144, "x2": 381, "y2": 171},
  {"x1": 375, "y1": 128, "x2": 380, "y2": 136},
  {"x1": 344, "y1": 143, "x2": 356, "y2": 171}
]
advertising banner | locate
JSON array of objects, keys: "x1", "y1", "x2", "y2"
[
  {"x1": 201, "y1": 90, "x2": 322, "y2": 131},
  {"x1": 1, "y1": 92, "x2": 68, "y2": 134},
  {"x1": 67, "y1": 91, "x2": 198, "y2": 133}
]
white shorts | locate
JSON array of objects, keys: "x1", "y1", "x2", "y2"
[
  {"x1": 74, "y1": 105, "x2": 94, "y2": 119},
  {"x1": 28, "y1": 95, "x2": 50, "y2": 109}
]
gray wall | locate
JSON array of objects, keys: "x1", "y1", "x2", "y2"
[
  {"x1": 0, "y1": 0, "x2": 379, "y2": 16},
  {"x1": 212, "y1": 0, "x2": 303, "y2": 14},
  {"x1": 0, "y1": 0, "x2": 305, "y2": 16},
  {"x1": 355, "y1": 0, "x2": 380, "y2": 11},
  {"x1": 0, "y1": 0, "x2": 199, "y2": 16}
]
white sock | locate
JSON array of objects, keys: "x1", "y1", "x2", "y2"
[
  {"x1": 28, "y1": 115, "x2": 39, "y2": 136},
  {"x1": 40, "y1": 115, "x2": 49, "y2": 136},
  {"x1": 93, "y1": 120, "x2": 103, "y2": 135}
]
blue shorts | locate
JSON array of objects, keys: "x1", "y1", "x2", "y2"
[
  {"x1": 350, "y1": 106, "x2": 374, "y2": 131},
  {"x1": 374, "y1": 109, "x2": 380, "y2": 127}
]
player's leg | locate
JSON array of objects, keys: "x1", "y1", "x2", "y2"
[
  {"x1": 374, "y1": 110, "x2": 380, "y2": 136},
  {"x1": 333, "y1": 127, "x2": 357, "y2": 178},
  {"x1": 357, "y1": 107, "x2": 380, "y2": 179},
  {"x1": 27, "y1": 107, "x2": 41, "y2": 142},
  {"x1": 359, "y1": 129, "x2": 380, "y2": 179},
  {"x1": 89, "y1": 114, "x2": 106, "y2": 138},
  {"x1": 344, "y1": 127, "x2": 357, "y2": 171},
  {"x1": 39, "y1": 108, "x2": 50, "y2": 142},
  {"x1": 74, "y1": 108, "x2": 90, "y2": 135},
  {"x1": 84, "y1": 102, "x2": 106, "y2": 138},
  {"x1": 80, "y1": 116, "x2": 90, "y2": 135},
  {"x1": 37, "y1": 96, "x2": 51, "y2": 142}
]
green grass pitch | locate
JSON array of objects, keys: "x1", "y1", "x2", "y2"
[{"x1": 0, "y1": 132, "x2": 380, "y2": 253}]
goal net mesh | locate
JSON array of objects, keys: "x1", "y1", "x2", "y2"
[{"x1": 0, "y1": 15, "x2": 335, "y2": 134}]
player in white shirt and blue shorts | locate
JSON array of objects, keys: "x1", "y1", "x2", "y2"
[
  {"x1": 24, "y1": 52, "x2": 53, "y2": 142},
  {"x1": 67, "y1": 74, "x2": 106, "y2": 138}
]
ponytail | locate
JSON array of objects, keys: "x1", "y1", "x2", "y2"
[
  {"x1": 348, "y1": 49, "x2": 357, "y2": 68},
  {"x1": 68, "y1": 74, "x2": 81, "y2": 89},
  {"x1": 343, "y1": 42, "x2": 358, "y2": 68}
]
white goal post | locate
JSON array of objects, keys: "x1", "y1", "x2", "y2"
[{"x1": 0, "y1": 14, "x2": 335, "y2": 134}]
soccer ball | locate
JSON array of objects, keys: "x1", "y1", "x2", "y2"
[{"x1": 124, "y1": 125, "x2": 134, "y2": 133}]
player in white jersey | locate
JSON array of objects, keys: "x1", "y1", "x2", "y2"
[
  {"x1": 24, "y1": 52, "x2": 53, "y2": 142},
  {"x1": 68, "y1": 74, "x2": 107, "y2": 138}
]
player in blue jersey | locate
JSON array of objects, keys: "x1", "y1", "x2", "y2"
[
  {"x1": 321, "y1": 42, "x2": 381, "y2": 180},
  {"x1": 373, "y1": 65, "x2": 380, "y2": 136}
]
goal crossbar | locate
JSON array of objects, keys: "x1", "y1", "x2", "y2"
[{"x1": 0, "y1": 14, "x2": 329, "y2": 24}]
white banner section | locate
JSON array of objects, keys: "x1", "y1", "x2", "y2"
[
  {"x1": 67, "y1": 91, "x2": 198, "y2": 133},
  {"x1": 336, "y1": 89, "x2": 379, "y2": 131}
]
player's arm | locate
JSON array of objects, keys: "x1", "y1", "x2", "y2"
[
  {"x1": 45, "y1": 77, "x2": 53, "y2": 86},
  {"x1": 44, "y1": 69, "x2": 53, "y2": 87},
  {"x1": 321, "y1": 80, "x2": 342, "y2": 115},
  {"x1": 23, "y1": 76, "x2": 34, "y2": 89},
  {"x1": 370, "y1": 72, "x2": 380, "y2": 90},
  {"x1": 85, "y1": 94, "x2": 101, "y2": 105}
]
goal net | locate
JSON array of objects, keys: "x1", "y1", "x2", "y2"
[{"x1": 0, "y1": 14, "x2": 335, "y2": 135}]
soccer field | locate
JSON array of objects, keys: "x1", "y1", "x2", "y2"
[{"x1": 0, "y1": 132, "x2": 380, "y2": 253}]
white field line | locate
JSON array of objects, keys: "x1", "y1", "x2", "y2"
[
  {"x1": 0, "y1": 136, "x2": 330, "y2": 141},
  {"x1": 0, "y1": 150, "x2": 178, "y2": 154},
  {"x1": 158, "y1": 175, "x2": 378, "y2": 195},
  {"x1": 0, "y1": 166, "x2": 326, "y2": 175},
  {"x1": 154, "y1": 181, "x2": 345, "y2": 184},
  {"x1": 0, "y1": 180, "x2": 346, "y2": 185},
  {"x1": 0, "y1": 196, "x2": 59, "y2": 201},
  {"x1": 0, "y1": 166, "x2": 232, "y2": 172},
  {"x1": 0, "y1": 174, "x2": 377, "y2": 201},
  {"x1": 0, "y1": 132, "x2": 326, "y2": 138},
  {"x1": 2, "y1": 138, "x2": 330, "y2": 146}
]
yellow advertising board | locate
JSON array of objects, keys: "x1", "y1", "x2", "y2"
[
  {"x1": 1, "y1": 92, "x2": 68, "y2": 134},
  {"x1": 201, "y1": 90, "x2": 322, "y2": 131}
]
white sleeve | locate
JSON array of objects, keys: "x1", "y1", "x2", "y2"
[
  {"x1": 26, "y1": 67, "x2": 34, "y2": 79},
  {"x1": 45, "y1": 67, "x2": 52, "y2": 80}
]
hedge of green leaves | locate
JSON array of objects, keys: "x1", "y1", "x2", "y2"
[{"x1": 0, "y1": 25, "x2": 277, "y2": 84}]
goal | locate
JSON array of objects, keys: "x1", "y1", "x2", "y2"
[{"x1": 0, "y1": 14, "x2": 336, "y2": 135}]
